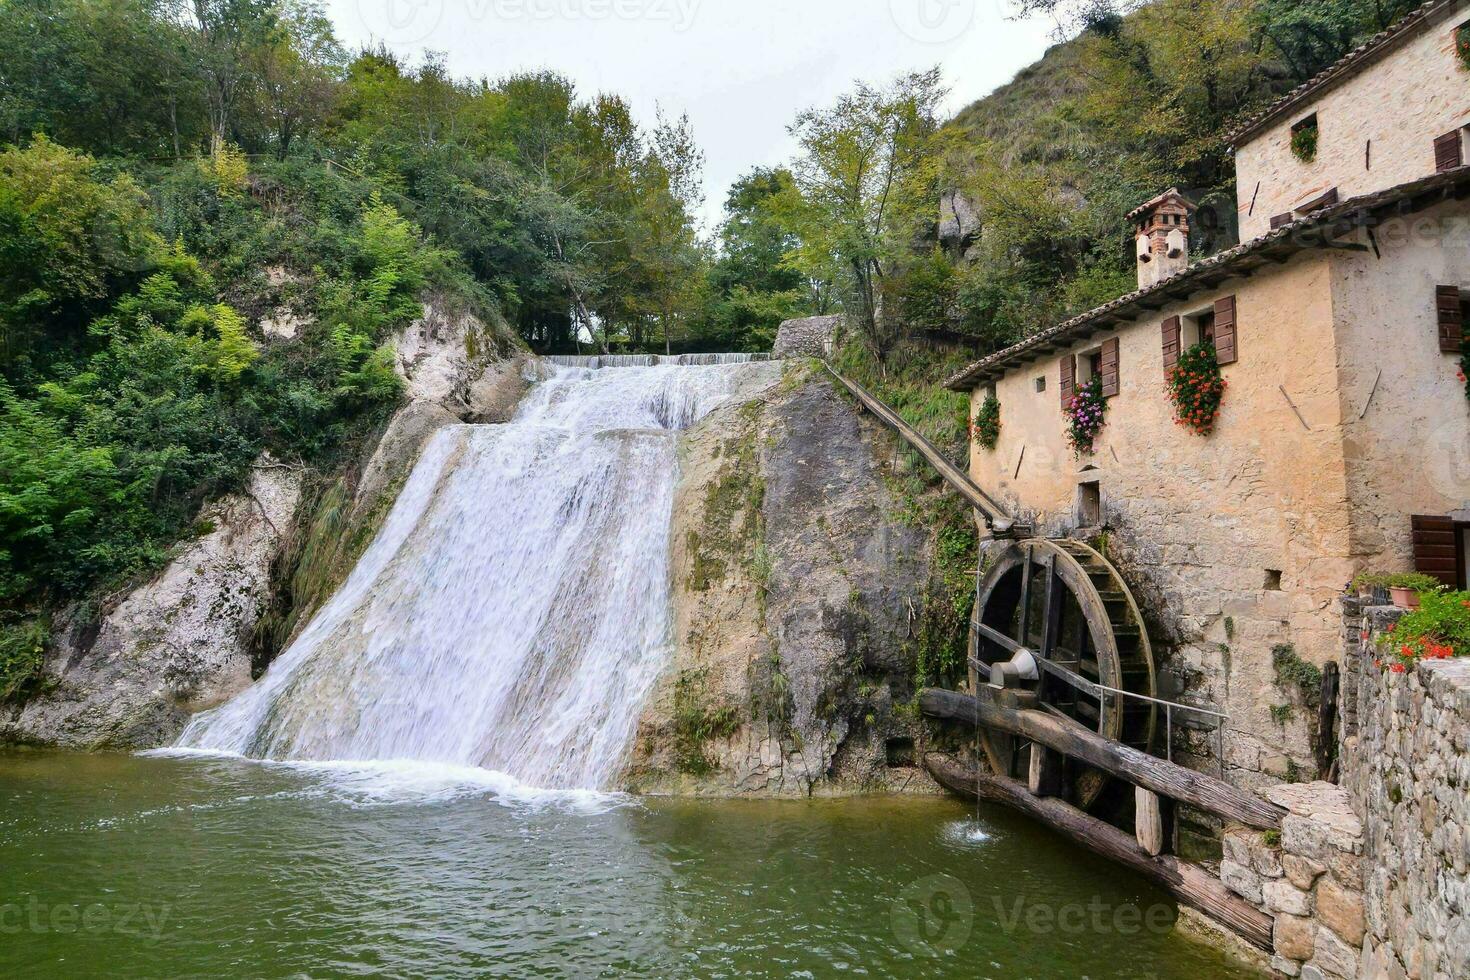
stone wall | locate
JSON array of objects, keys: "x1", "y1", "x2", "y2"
[
  {"x1": 1217, "y1": 598, "x2": 1470, "y2": 979},
  {"x1": 971, "y1": 251, "x2": 1348, "y2": 791},
  {"x1": 773, "y1": 315, "x2": 840, "y2": 360},
  {"x1": 1233, "y1": 2, "x2": 1470, "y2": 241},
  {"x1": 1340, "y1": 601, "x2": 1470, "y2": 980},
  {"x1": 1222, "y1": 783, "x2": 1367, "y2": 979}
]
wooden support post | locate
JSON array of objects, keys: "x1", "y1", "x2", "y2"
[
  {"x1": 1135, "y1": 786, "x2": 1173, "y2": 856},
  {"x1": 1028, "y1": 744, "x2": 1065, "y2": 798},
  {"x1": 925, "y1": 753, "x2": 1273, "y2": 952},
  {"x1": 919, "y1": 687, "x2": 1285, "y2": 830}
]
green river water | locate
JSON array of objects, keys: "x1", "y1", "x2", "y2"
[{"x1": 0, "y1": 750, "x2": 1263, "y2": 978}]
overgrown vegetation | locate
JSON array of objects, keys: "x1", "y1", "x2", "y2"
[
  {"x1": 672, "y1": 668, "x2": 740, "y2": 776},
  {"x1": 1272, "y1": 643, "x2": 1323, "y2": 710}
]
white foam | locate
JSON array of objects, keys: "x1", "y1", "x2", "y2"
[{"x1": 146, "y1": 745, "x2": 628, "y2": 814}]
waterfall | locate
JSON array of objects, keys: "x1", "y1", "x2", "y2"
[
  {"x1": 176, "y1": 361, "x2": 771, "y2": 790},
  {"x1": 545, "y1": 352, "x2": 770, "y2": 369}
]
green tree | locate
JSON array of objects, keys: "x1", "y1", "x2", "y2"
[
  {"x1": 778, "y1": 68, "x2": 950, "y2": 366},
  {"x1": 0, "y1": 138, "x2": 161, "y2": 370}
]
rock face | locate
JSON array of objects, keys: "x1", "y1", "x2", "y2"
[
  {"x1": 772, "y1": 315, "x2": 841, "y2": 360},
  {"x1": 626, "y1": 363, "x2": 941, "y2": 796},
  {"x1": 2, "y1": 299, "x2": 528, "y2": 751},
  {"x1": 1, "y1": 463, "x2": 302, "y2": 749}
]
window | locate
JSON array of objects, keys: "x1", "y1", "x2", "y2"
[
  {"x1": 1035, "y1": 376, "x2": 1047, "y2": 394},
  {"x1": 1183, "y1": 309, "x2": 1216, "y2": 349},
  {"x1": 1079, "y1": 482, "x2": 1101, "y2": 527},
  {"x1": 1290, "y1": 115, "x2": 1319, "y2": 164},
  {"x1": 1436, "y1": 286, "x2": 1466, "y2": 353},
  {"x1": 1078, "y1": 347, "x2": 1104, "y2": 384}
]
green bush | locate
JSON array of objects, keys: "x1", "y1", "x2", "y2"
[{"x1": 0, "y1": 615, "x2": 48, "y2": 701}]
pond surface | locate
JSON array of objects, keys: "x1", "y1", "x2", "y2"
[{"x1": 0, "y1": 751, "x2": 1263, "y2": 978}]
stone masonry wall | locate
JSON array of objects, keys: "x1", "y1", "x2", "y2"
[
  {"x1": 1341, "y1": 601, "x2": 1470, "y2": 980},
  {"x1": 1233, "y1": 3, "x2": 1470, "y2": 241},
  {"x1": 1219, "y1": 598, "x2": 1470, "y2": 979},
  {"x1": 1222, "y1": 783, "x2": 1367, "y2": 979}
]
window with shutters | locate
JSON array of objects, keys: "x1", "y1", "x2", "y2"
[
  {"x1": 1436, "y1": 285, "x2": 1466, "y2": 354},
  {"x1": 1169, "y1": 296, "x2": 1237, "y2": 367},
  {"x1": 1412, "y1": 515, "x2": 1462, "y2": 587},
  {"x1": 1075, "y1": 339, "x2": 1120, "y2": 398},
  {"x1": 1434, "y1": 127, "x2": 1466, "y2": 173}
]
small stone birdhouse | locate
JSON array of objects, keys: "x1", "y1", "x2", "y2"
[{"x1": 1128, "y1": 188, "x2": 1195, "y2": 290}]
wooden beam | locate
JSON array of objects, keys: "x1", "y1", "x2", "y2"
[
  {"x1": 924, "y1": 753, "x2": 1273, "y2": 951},
  {"x1": 920, "y1": 688, "x2": 1285, "y2": 830},
  {"x1": 823, "y1": 365, "x2": 1014, "y2": 530},
  {"x1": 1029, "y1": 744, "x2": 1065, "y2": 797}
]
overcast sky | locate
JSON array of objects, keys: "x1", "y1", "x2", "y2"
[{"x1": 323, "y1": 0, "x2": 1058, "y2": 229}]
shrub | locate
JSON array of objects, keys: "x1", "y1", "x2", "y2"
[
  {"x1": 0, "y1": 615, "x2": 48, "y2": 701},
  {"x1": 1165, "y1": 342, "x2": 1227, "y2": 435},
  {"x1": 1290, "y1": 122, "x2": 1318, "y2": 163}
]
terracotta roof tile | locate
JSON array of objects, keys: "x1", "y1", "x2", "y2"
[{"x1": 945, "y1": 166, "x2": 1470, "y2": 390}]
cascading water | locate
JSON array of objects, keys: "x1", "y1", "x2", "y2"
[{"x1": 176, "y1": 361, "x2": 771, "y2": 790}]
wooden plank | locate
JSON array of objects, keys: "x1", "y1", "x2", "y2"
[
  {"x1": 924, "y1": 754, "x2": 1274, "y2": 951},
  {"x1": 920, "y1": 688, "x2": 1285, "y2": 830},
  {"x1": 1029, "y1": 744, "x2": 1065, "y2": 797},
  {"x1": 1135, "y1": 787, "x2": 1172, "y2": 856}
]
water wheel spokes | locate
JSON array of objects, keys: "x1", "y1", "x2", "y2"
[{"x1": 970, "y1": 538, "x2": 1157, "y2": 811}]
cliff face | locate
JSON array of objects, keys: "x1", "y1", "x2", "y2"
[
  {"x1": 626, "y1": 362, "x2": 942, "y2": 797},
  {"x1": 2, "y1": 301, "x2": 528, "y2": 750},
  {"x1": 1, "y1": 462, "x2": 302, "y2": 749}
]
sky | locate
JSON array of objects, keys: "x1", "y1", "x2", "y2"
[{"x1": 323, "y1": 0, "x2": 1059, "y2": 229}]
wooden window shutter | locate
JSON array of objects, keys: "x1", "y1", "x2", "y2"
[
  {"x1": 1099, "y1": 337, "x2": 1120, "y2": 398},
  {"x1": 1435, "y1": 130, "x2": 1463, "y2": 173},
  {"x1": 1162, "y1": 316, "x2": 1182, "y2": 373},
  {"x1": 1269, "y1": 213, "x2": 1293, "y2": 230},
  {"x1": 1411, "y1": 515, "x2": 1458, "y2": 586},
  {"x1": 1436, "y1": 285, "x2": 1464, "y2": 353},
  {"x1": 1214, "y1": 295, "x2": 1238, "y2": 365},
  {"x1": 1059, "y1": 353, "x2": 1076, "y2": 411}
]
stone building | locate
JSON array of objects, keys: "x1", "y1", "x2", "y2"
[{"x1": 945, "y1": 1, "x2": 1470, "y2": 790}]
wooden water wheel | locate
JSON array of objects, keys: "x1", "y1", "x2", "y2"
[{"x1": 970, "y1": 538, "x2": 1157, "y2": 812}]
